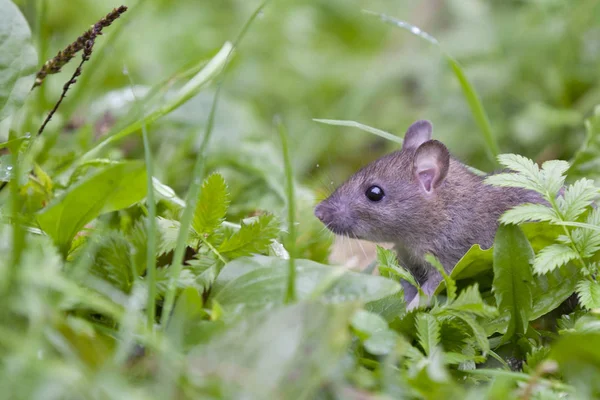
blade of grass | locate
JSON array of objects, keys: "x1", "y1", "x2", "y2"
[
  {"x1": 124, "y1": 67, "x2": 158, "y2": 330},
  {"x1": 275, "y1": 116, "x2": 296, "y2": 303},
  {"x1": 314, "y1": 117, "x2": 485, "y2": 176},
  {"x1": 313, "y1": 118, "x2": 402, "y2": 144},
  {"x1": 78, "y1": 41, "x2": 233, "y2": 163},
  {"x1": 160, "y1": 0, "x2": 270, "y2": 326},
  {"x1": 363, "y1": 10, "x2": 500, "y2": 164}
]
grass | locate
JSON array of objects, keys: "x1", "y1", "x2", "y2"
[{"x1": 2, "y1": 0, "x2": 600, "y2": 399}]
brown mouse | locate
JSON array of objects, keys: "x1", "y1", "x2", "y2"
[{"x1": 314, "y1": 120, "x2": 543, "y2": 309}]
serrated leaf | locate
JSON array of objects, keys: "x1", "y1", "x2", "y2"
[
  {"x1": 496, "y1": 154, "x2": 540, "y2": 181},
  {"x1": 192, "y1": 173, "x2": 230, "y2": 235},
  {"x1": 425, "y1": 253, "x2": 456, "y2": 302},
  {"x1": 415, "y1": 313, "x2": 440, "y2": 356},
  {"x1": 540, "y1": 159, "x2": 569, "y2": 196},
  {"x1": 90, "y1": 231, "x2": 134, "y2": 293},
  {"x1": 493, "y1": 224, "x2": 534, "y2": 342},
  {"x1": 446, "y1": 284, "x2": 497, "y2": 318},
  {"x1": 558, "y1": 178, "x2": 598, "y2": 221},
  {"x1": 445, "y1": 311, "x2": 490, "y2": 355},
  {"x1": 576, "y1": 280, "x2": 600, "y2": 309},
  {"x1": 217, "y1": 214, "x2": 279, "y2": 259},
  {"x1": 533, "y1": 244, "x2": 579, "y2": 274},
  {"x1": 187, "y1": 256, "x2": 222, "y2": 292},
  {"x1": 377, "y1": 246, "x2": 419, "y2": 289},
  {"x1": 485, "y1": 172, "x2": 543, "y2": 193},
  {"x1": 156, "y1": 217, "x2": 183, "y2": 256},
  {"x1": 499, "y1": 203, "x2": 558, "y2": 225}
]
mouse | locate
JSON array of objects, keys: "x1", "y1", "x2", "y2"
[{"x1": 314, "y1": 120, "x2": 543, "y2": 309}]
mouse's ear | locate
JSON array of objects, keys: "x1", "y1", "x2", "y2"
[
  {"x1": 413, "y1": 140, "x2": 450, "y2": 193},
  {"x1": 402, "y1": 120, "x2": 433, "y2": 150}
]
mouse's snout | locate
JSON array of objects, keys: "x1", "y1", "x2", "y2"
[{"x1": 314, "y1": 202, "x2": 326, "y2": 222}]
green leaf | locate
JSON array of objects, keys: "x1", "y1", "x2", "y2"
[
  {"x1": 187, "y1": 302, "x2": 356, "y2": 399},
  {"x1": 156, "y1": 217, "x2": 183, "y2": 256},
  {"x1": 539, "y1": 159, "x2": 569, "y2": 196},
  {"x1": 217, "y1": 214, "x2": 279, "y2": 258},
  {"x1": 496, "y1": 154, "x2": 541, "y2": 181},
  {"x1": 558, "y1": 178, "x2": 599, "y2": 221},
  {"x1": 485, "y1": 172, "x2": 543, "y2": 193},
  {"x1": 444, "y1": 244, "x2": 494, "y2": 283},
  {"x1": 533, "y1": 244, "x2": 580, "y2": 275},
  {"x1": 445, "y1": 311, "x2": 490, "y2": 355},
  {"x1": 208, "y1": 255, "x2": 401, "y2": 316},
  {"x1": 364, "y1": 330, "x2": 400, "y2": 356},
  {"x1": 493, "y1": 224, "x2": 534, "y2": 342},
  {"x1": 313, "y1": 118, "x2": 403, "y2": 144},
  {"x1": 570, "y1": 106, "x2": 600, "y2": 182},
  {"x1": 0, "y1": 0, "x2": 38, "y2": 122},
  {"x1": 351, "y1": 309, "x2": 388, "y2": 337},
  {"x1": 446, "y1": 284, "x2": 497, "y2": 318},
  {"x1": 499, "y1": 203, "x2": 558, "y2": 225},
  {"x1": 377, "y1": 245, "x2": 419, "y2": 290},
  {"x1": 37, "y1": 161, "x2": 147, "y2": 253},
  {"x1": 192, "y1": 173, "x2": 230, "y2": 235},
  {"x1": 425, "y1": 253, "x2": 456, "y2": 302},
  {"x1": 166, "y1": 287, "x2": 204, "y2": 351},
  {"x1": 416, "y1": 313, "x2": 441, "y2": 356},
  {"x1": 550, "y1": 332, "x2": 600, "y2": 397},
  {"x1": 576, "y1": 280, "x2": 600, "y2": 309}
]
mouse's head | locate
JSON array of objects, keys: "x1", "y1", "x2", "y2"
[{"x1": 314, "y1": 120, "x2": 450, "y2": 242}]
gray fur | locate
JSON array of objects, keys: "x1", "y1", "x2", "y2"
[{"x1": 314, "y1": 120, "x2": 543, "y2": 307}]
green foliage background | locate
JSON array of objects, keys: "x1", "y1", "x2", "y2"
[{"x1": 2, "y1": 0, "x2": 600, "y2": 399}]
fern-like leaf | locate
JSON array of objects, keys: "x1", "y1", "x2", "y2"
[
  {"x1": 415, "y1": 313, "x2": 441, "y2": 356},
  {"x1": 192, "y1": 173, "x2": 230, "y2": 236},
  {"x1": 425, "y1": 253, "x2": 456, "y2": 302},
  {"x1": 558, "y1": 178, "x2": 599, "y2": 221},
  {"x1": 497, "y1": 154, "x2": 541, "y2": 181},
  {"x1": 576, "y1": 280, "x2": 600, "y2": 309},
  {"x1": 217, "y1": 214, "x2": 279, "y2": 259},
  {"x1": 377, "y1": 246, "x2": 419, "y2": 289},
  {"x1": 499, "y1": 203, "x2": 558, "y2": 225},
  {"x1": 485, "y1": 172, "x2": 543, "y2": 193},
  {"x1": 539, "y1": 159, "x2": 569, "y2": 196},
  {"x1": 446, "y1": 284, "x2": 497, "y2": 318},
  {"x1": 533, "y1": 244, "x2": 579, "y2": 274}
]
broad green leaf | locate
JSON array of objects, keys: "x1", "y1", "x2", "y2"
[
  {"x1": 485, "y1": 258, "x2": 580, "y2": 336},
  {"x1": 499, "y1": 203, "x2": 558, "y2": 225},
  {"x1": 415, "y1": 313, "x2": 440, "y2": 356},
  {"x1": 533, "y1": 244, "x2": 580, "y2": 275},
  {"x1": 208, "y1": 255, "x2": 401, "y2": 315},
  {"x1": 364, "y1": 330, "x2": 400, "y2": 356},
  {"x1": 445, "y1": 311, "x2": 490, "y2": 355},
  {"x1": 166, "y1": 287, "x2": 204, "y2": 351},
  {"x1": 187, "y1": 302, "x2": 355, "y2": 399},
  {"x1": 436, "y1": 245, "x2": 493, "y2": 294},
  {"x1": 576, "y1": 280, "x2": 600, "y2": 309},
  {"x1": 550, "y1": 332, "x2": 600, "y2": 398},
  {"x1": 351, "y1": 309, "x2": 388, "y2": 337},
  {"x1": 192, "y1": 173, "x2": 229, "y2": 235},
  {"x1": 37, "y1": 161, "x2": 147, "y2": 253},
  {"x1": 0, "y1": 0, "x2": 38, "y2": 122},
  {"x1": 493, "y1": 225, "x2": 534, "y2": 342},
  {"x1": 217, "y1": 214, "x2": 279, "y2": 258}
]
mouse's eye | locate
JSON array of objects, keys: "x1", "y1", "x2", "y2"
[{"x1": 365, "y1": 185, "x2": 385, "y2": 202}]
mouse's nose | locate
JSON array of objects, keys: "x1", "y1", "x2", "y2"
[{"x1": 314, "y1": 204, "x2": 325, "y2": 222}]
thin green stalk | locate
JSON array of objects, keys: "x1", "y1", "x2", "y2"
[
  {"x1": 7, "y1": 140, "x2": 24, "y2": 296},
  {"x1": 198, "y1": 235, "x2": 227, "y2": 265},
  {"x1": 363, "y1": 10, "x2": 500, "y2": 165},
  {"x1": 79, "y1": 41, "x2": 233, "y2": 163},
  {"x1": 275, "y1": 117, "x2": 297, "y2": 303},
  {"x1": 160, "y1": 0, "x2": 269, "y2": 326},
  {"x1": 141, "y1": 119, "x2": 157, "y2": 329},
  {"x1": 125, "y1": 69, "x2": 158, "y2": 329}
]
